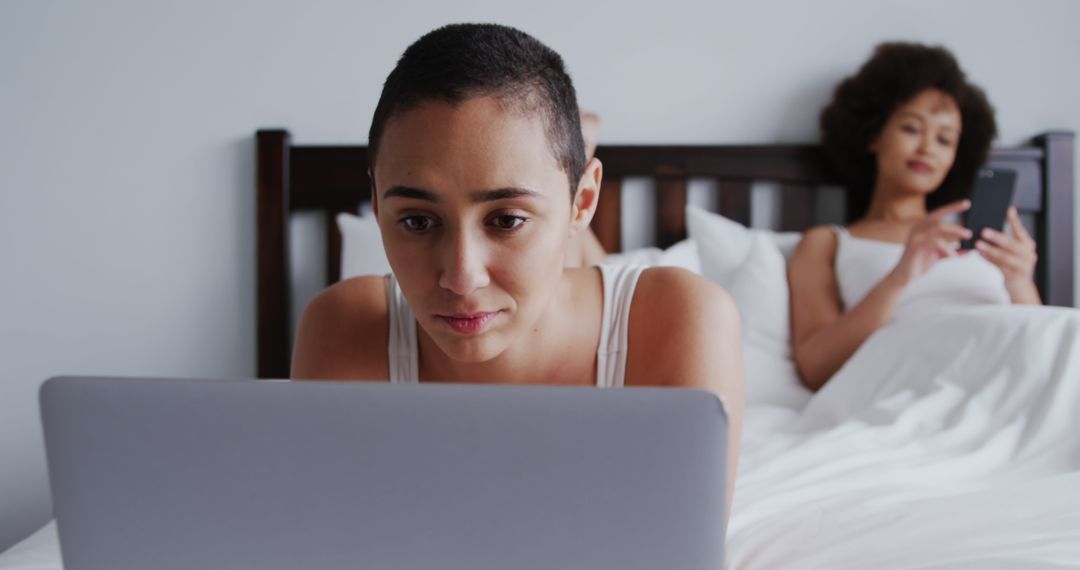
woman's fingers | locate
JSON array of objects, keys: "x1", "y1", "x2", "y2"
[
  {"x1": 981, "y1": 227, "x2": 1033, "y2": 256},
  {"x1": 1007, "y1": 207, "x2": 1034, "y2": 244},
  {"x1": 977, "y1": 236, "x2": 1036, "y2": 278},
  {"x1": 935, "y1": 239, "x2": 958, "y2": 259},
  {"x1": 976, "y1": 241, "x2": 1027, "y2": 272},
  {"x1": 940, "y1": 222, "x2": 973, "y2": 242},
  {"x1": 975, "y1": 240, "x2": 1010, "y2": 266}
]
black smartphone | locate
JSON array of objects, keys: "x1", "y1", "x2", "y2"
[{"x1": 960, "y1": 168, "x2": 1017, "y2": 250}]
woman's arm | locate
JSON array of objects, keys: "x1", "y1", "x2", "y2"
[
  {"x1": 626, "y1": 267, "x2": 744, "y2": 518},
  {"x1": 789, "y1": 201, "x2": 974, "y2": 390},
  {"x1": 291, "y1": 276, "x2": 390, "y2": 381},
  {"x1": 788, "y1": 227, "x2": 908, "y2": 390}
]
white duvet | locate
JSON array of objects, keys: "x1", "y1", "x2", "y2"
[
  {"x1": 729, "y1": 304, "x2": 1080, "y2": 568},
  {"x1": 3, "y1": 305, "x2": 1079, "y2": 569}
]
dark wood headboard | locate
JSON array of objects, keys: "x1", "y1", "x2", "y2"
[{"x1": 256, "y1": 129, "x2": 1075, "y2": 378}]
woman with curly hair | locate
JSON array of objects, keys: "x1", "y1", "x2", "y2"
[{"x1": 788, "y1": 42, "x2": 1042, "y2": 391}]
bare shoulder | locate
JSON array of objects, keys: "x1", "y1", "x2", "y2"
[
  {"x1": 791, "y1": 225, "x2": 838, "y2": 263},
  {"x1": 626, "y1": 267, "x2": 742, "y2": 391},
  {"x1": 291, "y1": 275, "x2": 390, "y2": 381},
  {"x1": 632, "y1": 266, "x2": 737, "y2": 320},
  {"x1": 788, "y1": 225, "x2": 841, "y2": 288}
]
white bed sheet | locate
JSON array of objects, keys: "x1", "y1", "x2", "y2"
[
  {"x1": 729, "y1": 305, "x2": 1080, "y2": 568},
  {"x1": 4, "y1": 306, "x2": 1078, "y2": 569}
]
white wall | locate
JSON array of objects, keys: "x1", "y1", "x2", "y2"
[{"x1": 2, "y1": 0, "x2": 1078, "y2": 552}]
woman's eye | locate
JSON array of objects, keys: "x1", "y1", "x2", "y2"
[
  {"x1": 901, "y1": 124, "x2": 920, "y2": 134},
  {"x1": 490, "y1": 215, "x2": 526, "y2": 231},
  {"x1": 400, "y1": 216, "x2": 435, "y2": 233},
  {"x1": 938, "y1": 137, "x2": 954, "y2": 147}
]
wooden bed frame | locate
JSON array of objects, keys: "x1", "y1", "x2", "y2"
[{"x1": 256, "y1": 129, "x2": 1075, "y2": 378}]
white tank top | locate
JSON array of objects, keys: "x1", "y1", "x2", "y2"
[
  {"x1": 384, "y1": 264, "x2": 647, "y2": 387},
  {"x1": 831, "y1": 226, "x2": 1010, "y2": 322}
]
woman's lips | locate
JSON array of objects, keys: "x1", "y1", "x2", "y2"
[
  {"x1": 437, "y1": 311, "x2": 501, "y2": 335},
  {"x1": 907, "y1": 159, "x2": 933, "y2": 173}
]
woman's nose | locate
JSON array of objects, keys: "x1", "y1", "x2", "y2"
[
  {"x1": 437, "y1": 230, "x2": 491, "y2": 296},
  {"x1": 915, "y1": 131, "x2": 931, "y2": 154}
]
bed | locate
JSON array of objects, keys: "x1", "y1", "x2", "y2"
[
  {"x1": 2, "y1": 130, "x2": 1076, "y2": 569},
  {"x1": 251, "y1": 130, "x2": 1075, "y2": 380}
]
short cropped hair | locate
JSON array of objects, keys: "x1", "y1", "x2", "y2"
[
  {"x1": 369, "y1": 23, "x2": 585, "y2": 197},
  {"x1": 820, "y1": 42, "x2": 997, "y2": 219}
]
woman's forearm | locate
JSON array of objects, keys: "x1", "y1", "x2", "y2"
[
  {"x1": 1007, "y1": 280, "x2": 1042, "y2": 305},
  {"x1": 794, "y1": 272, "x2": 910, "y2": 390}
]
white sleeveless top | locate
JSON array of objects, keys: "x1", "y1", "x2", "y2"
[
  {"x1": 385, "y1": 264, "x2": 647, "y2": 387},
  {"x1": 831, "y1": 226, "x2": 1010, "y2": 323}
]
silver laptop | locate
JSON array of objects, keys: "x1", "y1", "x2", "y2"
[{"x1": 40, "y1": 376, "x2": 727, "y2": 569}]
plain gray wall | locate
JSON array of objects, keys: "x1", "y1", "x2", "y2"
[{"x1": 2, "y1": 0, "x2": 1078, "y2": 552}]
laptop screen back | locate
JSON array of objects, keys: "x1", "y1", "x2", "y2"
[{"x1": 41, "y1": 376, "x2": 727, "y2": 570}]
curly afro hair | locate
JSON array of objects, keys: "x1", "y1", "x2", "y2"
[{"x1": 820, "y1": 42, "x2": 997, "y2": 220}]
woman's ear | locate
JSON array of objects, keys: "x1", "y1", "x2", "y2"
[
  {"x1": 570, "y1": 157, "x2": 602, "y2": 230},
  {"x1": 867, "y1": 133, "x2": 881, "y2": 154}
]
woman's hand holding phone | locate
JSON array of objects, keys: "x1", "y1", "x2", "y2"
[
  {"x1": 889, "y1": 200, "x2": 973, "y2": 286},
  {"x1": 975, "y1": 207, "x2": 1042, "y2": 304}
]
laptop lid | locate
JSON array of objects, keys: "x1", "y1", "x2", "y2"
[{"x1": 41, "y1": 376, "x2": 727, "y2": 570}]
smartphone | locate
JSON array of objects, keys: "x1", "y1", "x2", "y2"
[{"x1": 960, "y1": 168, "x2": 1017, "y2": 250}]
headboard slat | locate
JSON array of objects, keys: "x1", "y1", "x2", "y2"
[
  {"x1": 1037, "y1": 132, "x2": 1075, "y2": 306},
  {"x1": 597, "y1": 145, "x2": 831, "y2": 184},
  {"x1": 593, "y1": 177, "x2": 623, "y2": 252},
  {"x1": 256, "y1": 129, "x2": 292, "y2": 378},
  {"x1": 719, "y1": 181, "x2": 752, "y2": 226},
  {"x1": 290, "y1": 147, "x2": 371, "y2": 211},
  {"x1": 656, "y1": 176, "x2": 689, "y2": 248},
  {"x1": 780, "y1": 185, "x2": 816, "y2": 232},
  {"x1": 326, "y1": 208, "x2": 348, "y2": 285}
]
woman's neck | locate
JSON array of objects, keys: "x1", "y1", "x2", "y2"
[{"x1": 863, "y1": 179, "x2": 928, "y2": 223}]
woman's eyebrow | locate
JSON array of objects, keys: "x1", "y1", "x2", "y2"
[
  {"x1": 383, "y1": 186, "x2": 439, "y2": 202},
  {"x1": 898, "y1": 111, "x2": 928, "y2": 123},
  {"x1": 932, "y1": 116, "x2": 960, "y2": 133},
  {"x1": 900, "y1": 110, "x2": 959, "y2": 132},
  {"x1": 470, "y1": 188, "x2": 544, "y2": 203}
]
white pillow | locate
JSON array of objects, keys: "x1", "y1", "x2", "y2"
[
  {"x1": 727, "y1": 231, "x2": 792, "y2": 360},
  {"x1": 605, "y1": 247, "x2": 663, "y2": 266},
  {"x1": 336, "y1": 213, "x2": 392, "y2": 280},
  {"x1": 685, "y1": 205, "x2": 810, "y2": 408},
  {"x1": 685, "y1": 206, "x2": 754, "y2": 288},
  {"x1": 657, "y1": 238, "x2": 702, "y2": 274},
  {"x1": 606, "y1": 239, "x2": 702, "y2": 274},
  {"x1": 686, "y1": 205, "x2": 803, "y2": 279},
  {"x1": 771, "y1": 232, "x2": 803, "y2": 262}
]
